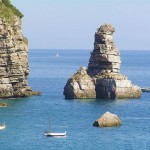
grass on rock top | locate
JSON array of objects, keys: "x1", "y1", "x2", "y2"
[{"x1": 0, "y1": 0, "x2": 23, "y2": 24}]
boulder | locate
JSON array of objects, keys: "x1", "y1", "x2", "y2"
[
  {"x1": 95, "y1": 73, "x2": 141, "y2": 99},
  {"x1": 93, "y1": 112, "x2": 122, "y2": 127},
  {"x1": 64, "y1": 67, "x2": 96, "y2": 99},
  {"x1": 0, "y1": 103, "x2": 8, "y2": 107}
]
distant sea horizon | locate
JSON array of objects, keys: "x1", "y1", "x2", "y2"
[{"x1": 29, "y1": 48, "x2": 150, "y2": 51}]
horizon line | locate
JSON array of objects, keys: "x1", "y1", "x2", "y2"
[{"x1": 29, "y1": 48, "x2": 150, "y2": 51}]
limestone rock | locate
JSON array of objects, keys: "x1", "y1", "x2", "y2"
[
  {"x1": 64, "y1": 24, "x2": 141, "y2": 99},
  {"x1": 93, "y1": 112, "x2": 122, "y2": 127},
  {"x1": 96, "y1": 73, "x2": 141, "y2": 99},
  {"x1": 64, "y1": 67, "x2": 96, "y2": 99},
  {"x1": 88, "y1": 24, "x2": 121, "y2": 76},
  {"x1": 0, "y1": 2, "x2": 40, "y2": 98}
]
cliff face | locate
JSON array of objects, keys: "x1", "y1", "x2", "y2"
[
  {"x1": 64, "y1": 24, "x2": 141, "y2": 99},
  {"x1": 0, "y1": 1, "x2": 39, "y2": 97}
]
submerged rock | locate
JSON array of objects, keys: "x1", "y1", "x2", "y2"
[
  {"x1": 93, "y1": 112, "x2": 122, "y2": 127},
  {"x1": 0, "y1": 1, "x2": 40, "y2": 98},
  {"x1": 0, "y1": 103, "x2": 8, "y2": 107},
  {"x1": 64, "y1": 24, "x2": 141, "y2": 99}
]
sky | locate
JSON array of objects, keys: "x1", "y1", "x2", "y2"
[{"x1": 11, "y1": 0, "x2": 150, "y2": 50}]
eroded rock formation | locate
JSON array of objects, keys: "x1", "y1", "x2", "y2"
[
  {"x1": 0, "y1": 1, "x2": 40, "y2": 98},
  {"x1": 93, "y1": 112, "x2": 122, "y2": 127},
  {"x1": 64, "y1": 24, "x2": 141, "y2": 99},
  {"x1": 88, "y1": 24, "x2": 121, "y2": 76},
  {"x1": 64, "y1": 67, "x2": 96, "y2": 99}
]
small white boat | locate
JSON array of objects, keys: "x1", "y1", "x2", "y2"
[
  {"x1": 141, "y1": 88, "x2": 150, "y2": 92},
  {"x1": 45, "y1": 131, "x2": 66, "y2": 137},
  {"x1": 0, "y1": 122, "x2": 6, "y2": 130}
]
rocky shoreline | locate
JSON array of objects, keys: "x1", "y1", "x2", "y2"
[{"x1": 64, "y1": 24, "x2": 141, "y2": 99}]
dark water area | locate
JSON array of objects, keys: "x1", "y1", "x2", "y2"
[{"x1": 0, "y1": 49, "x2": 150, "y2": 150}]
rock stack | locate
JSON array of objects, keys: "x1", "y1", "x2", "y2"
[
  {"x1": 0, "y1": 1, "x2": 40, "y2": 98},
  {"x1": 88, "y1": 24, "x2": 121, "y2": 76},
  {"x1": 64, "y1": 24, "x2": 141, "y2": 99}
]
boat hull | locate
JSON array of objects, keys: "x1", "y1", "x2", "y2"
[
  {"x1": 141, "y1": 88, "x2": 150, "y2": 92},
  {"x1": 45, "y1": 131, "x2": 66, "y2": 137},
  {"x1": 0, "y1": 125, "x2": 6, "y2": 130}
]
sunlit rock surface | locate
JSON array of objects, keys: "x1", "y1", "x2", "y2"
[
  {"x1": 0, "y1": 1, "x2": 40, "y2": 98},
  {"x1": 93, "y1": 112, "x2": 122, "y2": 127},
  {"x1": 64, "y1": 24, "x2": 141, "y2": 99}
]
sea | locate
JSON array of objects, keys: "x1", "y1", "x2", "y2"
[{"x1": 0, "y1": 49, "x2": 150, "y2": 150}]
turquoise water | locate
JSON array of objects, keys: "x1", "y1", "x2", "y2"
[{"x1": 0, "y1": 49, "x2": 150, "y2": 150}]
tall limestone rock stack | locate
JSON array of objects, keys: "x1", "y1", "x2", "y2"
[
  {"x1": 0, "y1": 0, "x2": 39, "y2": 98},
  {"x1": 64, "y1": 24, "x2": 141, "y2": 99},
  {"x1": 88, "y1": 24, "x2": 121, "y2": 76}
]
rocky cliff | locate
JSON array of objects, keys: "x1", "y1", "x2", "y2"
[
  {"x1": 0, "y1": 1, "x2": 39, "y2": 98},
  {"x1": 64, "y1": 24, "x2": 141, "y2": 99}
]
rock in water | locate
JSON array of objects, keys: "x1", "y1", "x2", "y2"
[
  {"x1": 93, "y1": 112, "x2": 122, "y2": 127},
  {"x1": 0, "y1": 103, "x2": 8, "y2": 107},
  {"x1": 64, "y1": 24, "x2": 141, "y2": 99},
  {"x1": 95, "y1": 72, "x2": 141, "y2": 99},
  {"x1": 0, "y1": 1, "x2": 39, "y2": 98},
  {"x1": 90, "y1": 24, "x2": 141, "y2": 99},
  {"x1": 64, "y1": 67, "x2": 96, "y2": 99}
]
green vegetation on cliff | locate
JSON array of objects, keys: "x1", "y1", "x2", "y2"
[{"x1": 0, "y1": 0, "x2": 23, "y2": 23}]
